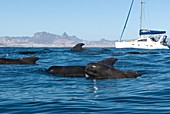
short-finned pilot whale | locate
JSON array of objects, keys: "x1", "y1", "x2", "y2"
[
  {"x1": 0, "y1": 56, "x2": 39, "y2": 64},
  {"x1": 85, "y1": 57, "x2": 141, "y2": 80},
  {"x1": 48, "y1": 57, "x2": 141, "y2": 79},
  {"x1": 48, "y1": 66, "x2": 86, "y2": 77},
  {"x1": 71, "y1": 43, "x2": 85, "y2": 51},
  {"x1": 18, "y1": 51, "x2": 37, "y2": 54}
]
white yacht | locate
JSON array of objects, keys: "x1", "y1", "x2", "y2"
[
  {"x1": 115, "y1": 29, "x2": 169, "y2": 49},
  {"x1": 115, "y1": 0, "x2": 170, "y2": 49}
]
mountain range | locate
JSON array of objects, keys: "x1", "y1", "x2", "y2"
[{"x1": 0, "y1": 32, "x2": 115, "y2": 47}]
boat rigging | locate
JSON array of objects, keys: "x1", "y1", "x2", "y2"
[{"x1": 115, "y1": 0, "x2": 170, "y2": 49}]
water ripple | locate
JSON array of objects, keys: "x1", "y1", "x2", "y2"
[{"x1": 0, "y1": 48, "x2": 170, "y2": 113}]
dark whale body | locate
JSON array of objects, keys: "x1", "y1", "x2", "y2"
[
  {"x1": 85, "y1": 57, "x2": 141, "y2": 80},
  {"x1": 48, "y1": 57, "x2": 141, "y2": 79},
  {"x1": 0, "y1": 56, "x2": 39, "y2": 64},
  {"x1": 71, "y1": 43, "x2": 85, "y2": 51},
  {"x1": 18, "y1": 51, "x2": 37, "y2": 54},
  {"x1": 48, "y1": 66, "x2": 86, "y2": 77}
]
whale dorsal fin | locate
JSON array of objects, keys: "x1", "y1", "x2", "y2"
[
  {"x1": 21, "y1": 56, "x2": 39, "y2": 64},
  {"x1": 75, "y1": 43, "x2": 85, "y2": 47},
  {"x1": 98, "y1": 57, "x2": 118, "y2": 67},
  {"x1": 72, "y1": 43, "x2": 85, "y2": 51}
]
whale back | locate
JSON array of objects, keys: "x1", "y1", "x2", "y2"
[
  {"x1": 0, "y1": 56, "x2": 39, "y2": 64},
  {"x1": 0, "y1": 58, "x2": 13, "y2": 64},
  {"x1": 48, "y1": 66, "x2": 86, "y2": 77},
  {"x1": 20, "y1": 56, "x2": 39, "y2": 64}
]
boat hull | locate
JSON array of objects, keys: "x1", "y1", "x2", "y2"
[{"x1": 115, "y1": 41, "x2": 169, "y2": 49}]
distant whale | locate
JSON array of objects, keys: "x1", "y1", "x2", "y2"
[
  {"x1": 71, "y1": 43, "x2": 85, "y2": 51},
  {"x1": 18, "y1": 51, "x2": 37, "y2": 54},
  {"x1": 0, "y1": 56, "x2": 39, "y2": 64},
  {"x1": 48, "y1": 66, "x2": 86, "y2": 77},
  {"x1": 85, "y1": 57, "x2": 141, "y2": 80}
]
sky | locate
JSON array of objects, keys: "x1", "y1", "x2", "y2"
[{"x1": 0, "y1": 0, "x2": 170, "y2": 41}]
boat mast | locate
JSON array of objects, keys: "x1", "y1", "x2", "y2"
[
  {"x1": 119, "y1": 0, "x2": 134, "y2": 41},
  {"x1": 140, "y1": 0, "x2": 143, "y2": 37}
]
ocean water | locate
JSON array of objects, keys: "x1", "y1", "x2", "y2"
[{"x1": 0, "y1": 47, "x2": 170, "y2": 114}]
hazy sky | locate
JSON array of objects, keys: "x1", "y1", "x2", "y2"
[{"x1": 0, "y1": 0, "x2": 170, "y2": 41}]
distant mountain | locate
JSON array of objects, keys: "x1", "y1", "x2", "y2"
[
  {"x1": 0, "y1": 32, "x2": 115, "y2": 47},
  {"x1": 33, "y1": 32, "x2": 59, "y2": 44},
  {"x1": 34, "y1": 31, "x2": 59, "y2": 38},
  {"x1": 61, "y1": 32, "x2": 69, "y2": 39}
]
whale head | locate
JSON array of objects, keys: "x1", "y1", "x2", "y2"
[{"x1": 85, "y1": 57, "x2": 118, "y2": 79}]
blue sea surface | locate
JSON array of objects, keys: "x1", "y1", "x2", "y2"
[{"x1": 0, "y1": 47, "x2": 170, "y2": 114}]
